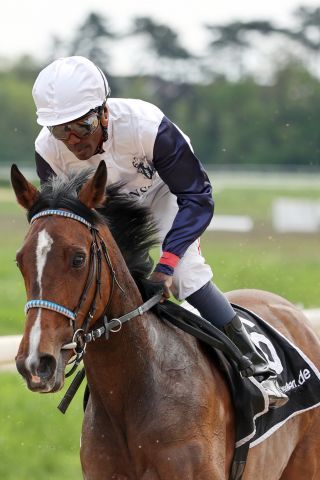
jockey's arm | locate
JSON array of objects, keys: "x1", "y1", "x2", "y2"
[{"x1": 150, "y1": 117, "x2": 214, "y2": 282}]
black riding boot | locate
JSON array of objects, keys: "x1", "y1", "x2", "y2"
[{"x1": 224, "y1": 315, "x2": 288, "y2": 408}]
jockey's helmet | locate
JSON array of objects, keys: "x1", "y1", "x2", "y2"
[{"x1": 32, "y1": 56, "x2": 110, "y2": 127}]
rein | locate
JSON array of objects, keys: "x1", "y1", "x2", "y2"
[{"x1": 26, "y1": 209, "x2": 162, "y2": 412}]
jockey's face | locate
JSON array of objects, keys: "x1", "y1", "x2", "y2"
[{"x1": 56, "y1": 105, "x2": 108, "y2": 161}]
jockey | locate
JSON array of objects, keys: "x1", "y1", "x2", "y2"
[{"x1": 32, "y1": 56, "x2": 287, "y2": 408}]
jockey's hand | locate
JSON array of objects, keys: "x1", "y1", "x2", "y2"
[{"x1": 149, "y1": 271, "x2": 173, "y2": 302}]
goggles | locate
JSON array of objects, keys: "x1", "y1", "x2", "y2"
[{"x1": 48, "y1": 111, "x2": 100, "y2": 140}]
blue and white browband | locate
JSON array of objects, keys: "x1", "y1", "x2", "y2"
[
  {"x1": 30, "y1": 209, "x2": 92, "y2": 229},
  {"x1": 25, "y1": 299, "x2": 76, "y2": 321}
]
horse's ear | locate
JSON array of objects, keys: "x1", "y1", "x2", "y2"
[
  {"x1": 78, "y1": 161, "x2": 107, "y2": 208},
  {"x1": 11, "y1": 164, "x2": 39, "y2": 210}
]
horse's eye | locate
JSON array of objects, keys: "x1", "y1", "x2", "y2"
[{"x1": 72, "y1": 253, "x2": 86, "y2": 268}]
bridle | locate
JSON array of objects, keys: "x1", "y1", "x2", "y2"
[
  {"x1": 25, "y1": 209, "x2": 118, "y2": 367},
  {"x1": 25, "y1": 209, "x2": 162, "y2": 377}
]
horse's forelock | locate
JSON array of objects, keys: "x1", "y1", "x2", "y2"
[{"x1": 27, "y1": 170, "x2": 100, "y2": 226}]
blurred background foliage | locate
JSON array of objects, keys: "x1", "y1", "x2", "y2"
[
  {"x1": 0, "y1": 7, "x2": 319, "y2": 479},
  {"x1": 1, "y1": 5, "x2": 320, "y2": 169}
]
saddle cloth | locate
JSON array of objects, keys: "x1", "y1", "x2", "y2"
[{"x1": 180, "y1": 301, "x2": 320, "y2": 449}]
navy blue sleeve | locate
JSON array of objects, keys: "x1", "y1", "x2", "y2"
[
  {"x1": 153, "y1": 116, "x2": 214, "y2": 259},
  {"x1": 35, "y1": 151, "x2": 56, "y2": 185}
]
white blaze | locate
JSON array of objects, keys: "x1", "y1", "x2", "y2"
[
  {"x1": 26, "y1": 310, "x2": 42, "y2": 372},
  {"x1": 26, "y1": 229, "x2": 53, "y2": 372},
  {"x1": 36, "y1": 229, "x2": 54, "y2": 296}
]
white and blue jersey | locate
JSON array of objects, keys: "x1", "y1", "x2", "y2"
[{"x1": 35, "y1": 98, "x2": 214, "y2": 298}]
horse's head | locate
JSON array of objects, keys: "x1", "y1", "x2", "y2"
[{"x1": 11, "y1": 161, "x2": 111, "y2": 393}]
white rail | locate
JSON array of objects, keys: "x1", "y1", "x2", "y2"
[{"x1": 0, "y1": 335, "x2": 22, "y2": 371}]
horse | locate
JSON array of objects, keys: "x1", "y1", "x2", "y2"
[{"x1": 11, "y1": 161, "x2": 320, "y2": 480}]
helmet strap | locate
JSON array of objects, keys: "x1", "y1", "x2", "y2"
[
  {"x1": 102, "y1": 126, "x2": 108, "y2": 142},
  {"x1": 98, "y1": 102, "x2": 108, "y2": 143},
  {"x1": 93, "y1": 103, "x2": 108, "y2": 153}
]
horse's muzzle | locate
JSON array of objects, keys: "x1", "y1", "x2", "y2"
[{"x1": 16, "y1": 353, "x2": 61, "y2": 392}]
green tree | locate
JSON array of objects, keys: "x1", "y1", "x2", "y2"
[
  {"x1": 0, "y1": 70, "x2": 40, "y2": 166},
  {"x1": 291, "y1": 6, "x2": 320, "y2": 51},
  {"x1": 67, "y1": 13, "x2": 115, "y2": 71},
  {"x1": 205, "y1": 20, "x2": 279, "y2": 79},
  {"x1": 132, "y1": 16, "x2": 191, "y2": 59},
  {"x1": 129, "y1": 17, "x2": 194, "y2": 81}
]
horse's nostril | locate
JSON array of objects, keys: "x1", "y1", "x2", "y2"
[{"x1": 38, "y1": 355, "x2": 56, "y2": 380}]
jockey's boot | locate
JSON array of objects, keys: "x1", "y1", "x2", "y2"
[{"x1": 224, "y1": 315, "x2": 288, "y2": 408}]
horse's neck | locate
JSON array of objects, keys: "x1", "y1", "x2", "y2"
[{"x1": 84, "y1": 233, "x2": 158, "y2": 413}]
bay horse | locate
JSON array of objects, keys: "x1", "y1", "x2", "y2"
[{"x1": 11, "y1": 161, "x2": 320, "y2": 479}]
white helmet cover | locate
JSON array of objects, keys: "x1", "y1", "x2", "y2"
[{"x1": 32, "y1": 56, "x2": 110, "y2": 126}]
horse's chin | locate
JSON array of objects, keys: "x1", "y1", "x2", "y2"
[{"x1": 26, "y1": 376, "x2": 63, "y2": 393}]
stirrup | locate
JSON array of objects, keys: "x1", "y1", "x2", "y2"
[{"x1": 261, "y1": 376, "x2": 289, "y2": 408}]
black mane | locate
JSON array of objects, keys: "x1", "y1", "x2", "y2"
[{"x1": 28, "y1": 170, "x2": 159, "y2": 280}]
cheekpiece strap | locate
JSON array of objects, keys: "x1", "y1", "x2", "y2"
[
  {"x1": 25, "y1": 299, "x2": 76, "y2": 321},
  {"x1": 30, "y1": 209, "x2": 92, "y2": 229}
]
